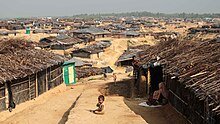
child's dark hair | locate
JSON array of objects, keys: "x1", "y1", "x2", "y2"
[{"x1": 98, "y1": 95, "x2": 105, "y2": 101}]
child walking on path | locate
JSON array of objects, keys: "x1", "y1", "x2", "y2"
[{"x1": 113, "y1": 73, "x2": 117, "y2": 85}]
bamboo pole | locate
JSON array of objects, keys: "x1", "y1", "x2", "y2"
[
  {"x1": 28, "y1": 76, "x2": 31, "y2": 100},
  {"x1": 4, "y1": 83, "x2": 8, "y2": 109},
  {"x1": 35, "y1": 73, "x2": 38, "y2": 97},
  {"x1": 147, "y1": 68, "x2": 150, "y2": 96},
  {"x1": 46, "y1": 67, "x2": 48, "y2": 92}
]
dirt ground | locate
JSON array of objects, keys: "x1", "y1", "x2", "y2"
[
  {"x1": 65, "y1": 75, "x2": 146, "y2": 124},
  {"x1": 0, "y1": 74, "x2": 189, "y2": 124},
  {"x1": 124, "y1": 99, "x2": 189, "y2": 124},
  {"x1": 0, "y1": 84, "x2": 85, "y2": 124},
  {"x1": 0, "y1": 74, "x2": 145, "y2": 124}
]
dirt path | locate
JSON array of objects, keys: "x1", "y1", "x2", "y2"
[
  {"x1": 0, "y1": 84, "x2": 85, "y2": 124},
  {"x1": 0, "y1": 74, "x2": 188, "y2": 124},
  {"x1": 65, "y1": 75, "x2": 146, "y2": 124},
  {"x1": 0, "y1": 74, "x2": 147, "y2": 124}
]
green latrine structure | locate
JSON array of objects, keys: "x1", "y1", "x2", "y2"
[
  {"x1": 26, "y1": 27, "x2": 31, "y2": 34},
  {"x1": 63, "y1": 60, "x2": 76, "y2": 85}
]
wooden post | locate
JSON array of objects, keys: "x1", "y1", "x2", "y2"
[
  {"x1": 28, "y1": 76, "x2": 31, "y2": 100},
  {"x1": 35, "y1": 73, "x2": 38, "y2": 97},
  {"x1": 147, "y1": 69, "x2": 151, "y2": 96},
  {"x1": 46, "y1": 68, "x2": 48, "y2": 91},
  {"x1": 42, "y1": 71, "x2": 45, "y2": 93},
  {"x1": 4, "y1": 83, "x2": 8, "y2": 109},
  {"x1": 140, "y1": 74, "x2": 147, "y2": 98}
]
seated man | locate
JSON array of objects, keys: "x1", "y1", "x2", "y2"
[{"x1": 147, "y1": 82, "x2": 168, "y2": 105}]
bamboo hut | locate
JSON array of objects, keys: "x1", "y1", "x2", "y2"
[
  {"x1": 135, "y1": 38, "x2": 220, "y2": 123},
  {"x1": 0, "y1": 39, "x2": 66, "y2": 112}
]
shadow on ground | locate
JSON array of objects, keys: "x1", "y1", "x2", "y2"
[
  {"x1": 124, "y1": 99, "x2": 189, "y2": 124},
  {"x1": 99, "y1": 78, "x2": 189, "y2": 124},
  {"x1": 99, "y1": 78, "x2": 133, "y2": 98},
  {"x1": 58, "y1": 93, "x2": 82, "y2": 124}
]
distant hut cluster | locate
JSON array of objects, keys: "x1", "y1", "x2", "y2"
[
  {"x1": 0, "y1": 39, "x2": 66, "y2": 112},
  {"x1": 39, "y1": 35, "x2": 83, "y2": 50},
  {"x1": 76, "y1": 67, "x2": 105, "y2": 79},
  {"x1": 70, "y1": 27, "x2": 111, "y2": 42},
  {"x1": 189, "y1": 23, "x2": 220, "y2": 34},
  {"x1": 71, "y1": 40, "x2": 112, "y2": 59},
  {"x1": 150, "y1": 32, "x2": 180, "y2": 41},
  {"x1": 69, "y1": 40, "x2": 113, "y2": 79},
  {"x1": 64, "y1": 57, "x2": 97, "y2": 79}
]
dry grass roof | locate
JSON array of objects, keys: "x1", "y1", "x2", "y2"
[
  {"x1": 0, "y1": 38, "x2": 66, "y2": 83},
  {"x1": 138, "y1": 38, "x2": 220, "y2": 113},
  {"x1": 76, "y1": 67, "x2": 104, "y2": 78}
]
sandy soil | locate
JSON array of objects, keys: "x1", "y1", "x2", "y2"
[
  {"x1": 66, "y1": 75, "x2": 146, "y2": 124},
  {"x1": 0, "y1": 84, "x2": 85, "y2": 124},
  {"x1": 0, "y1": 74, "x2": 147, "y2": 124},
  {"x1": 0, "y1": 73, "x2": 188, "y2": 124},
  {"x1": 124, "y1": 99, "x2": 189, "y2": 124},
  {"x1": 79, "y1": 37, "x2": 156, "y2": 72}
]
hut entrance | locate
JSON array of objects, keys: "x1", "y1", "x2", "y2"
[{"x1": 147, "y1": 65, "x2": 163, "y2": 96}]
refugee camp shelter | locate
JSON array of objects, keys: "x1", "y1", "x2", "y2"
[
  {"x1": 0, "y1": 39, "x2": 66, "y2": 112},
  {"x1": 121, "y1": 31, "x2": 140, "y2": 38},
  {"x1": 32, "y1": 29, "x2": 50, "y2": 34},
  {"x1": 116, "y1": 49, "x2": 142, "y2": 66},
  {"x1": 63, "y1": 60, "x2": 76, "y2": 85},
  {"x1": 71, "y1": 48, "x2": 104, "y2": 59},
  {"x1": 0, "y1": 31, "x2": 18, "y2": 36},
  {"x1": 71, "y1": 27, "x2": 111, "y2": 40},
  {"x1": 101, "y1": 66, "x2": 114, "y2": 73},
  {"x1": 76, "y1": 67, "x2": 105, "y2": 79},
  {"x1": 135, "y1": 61, "x2": 163, "y2": 97},
  {"x1": 0, "y1": 31, "x2": 8, "y2": 36},
  {"x1": 67, "y1": 58, "x2": 92, "y2": 68},
  {"x1": 39, "y1": 35, "x2": 83, "y2": 50},
  {"x1": 136, "y1": 38, "x2": 220, "y2": 123},
  {"x1": 71, "y1": 40, "x2": 112, "y2": 59},
  {"x1": 0, "y1": 23, "x2": 8, "y2": 29}
]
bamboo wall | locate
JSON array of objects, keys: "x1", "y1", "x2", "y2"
[
  {"x1": 0, "y1": 64, "x2": 63, "y2": 112},
  {"x1": 166, "y1": 74, "x2": 219, "y2": 124},
  {"x1": 135, "y1": 67, "x2": 220, "y2": 124},
  {"x1": 0, "y1": 84, "x2": 6, "y2": 111}
]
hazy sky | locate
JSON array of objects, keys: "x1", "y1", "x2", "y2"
[{"x1": 0, "y1": 0, "x2": 219, "y2": 18}]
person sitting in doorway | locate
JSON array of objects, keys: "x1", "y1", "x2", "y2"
[{"x1": 147, "y1": 82, "x2": 168, "y2": 106}]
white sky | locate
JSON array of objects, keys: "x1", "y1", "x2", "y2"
[{"x1": 0, "y1": 0, "x2": 219, "y2": 18}]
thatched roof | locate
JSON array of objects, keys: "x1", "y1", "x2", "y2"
[
  {"x1": 0, "y1": 39, "x2": 66, "y2": 84},
  {"x1": 72, "y1": 40, "x2": 112, "y2": 54},
  {"x1": 138, "y1": 38, "x2": 220, "y2": 114},
  {"x1": 66, "y1": 58, "x2": 92, "y2": 67},
  {"x1": 117, "y1": 49, "x2": 142, "y2": 62},
  {"x1": 39, "y1": 35, "x2": 83, "y2": 48},
  {"x1": 76, "y1": 67, "x2": 104, "y2": 78},
  {"x1": 71, "y1": 27, "x2": 110, "y2": 35},
  {"x1": 121, "y1": 31, "x2": 140, "y2": 36},
  {"x1": 117, "y1": 45, "x2": 150, "y2": 62}
]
